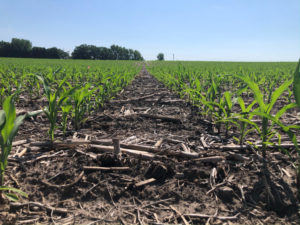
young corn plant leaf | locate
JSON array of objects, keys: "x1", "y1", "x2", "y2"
[
  {"x1": 235, "y1": 116, "x2": 261, "y2": 135},
  {"x1": 224, "y1": 91, "x2": 233, "y2": 110},
  {"x1": 293, "y1": 59, "x2": 300, "y2": 109},
  {"x1": 0, "y1": 186, "x2": 28, "y2": 201},
  {"x1": 72, "y1": 84, "x2": 97, "y2": 130},
  {"x1": 292, "y1": 59, "x2": 300, "y2": 193},
  {"x1": 5, "y1": 193, "x2": 19, "y2": 202},
  {"x1": 1, "y1": 95, "x2": 16, "y2": 145},
  {"x1": 36, "y1": 75, "x2": 51, "y2": 98},
  {"x1": 251, "y1": 111, "x2": 300, "y2": 143},
  {"x1": 235, "y1": 74, "x2": 265, "y2": 112},
  {"x1": 0, "y1": 96, "x2": 35, "y2": 201},
  {"x1": 8, "y1": 114, "x2": 27, "y2": 145},
  {"x1": 267, "y1": 79, "x2": 293, "y2": 114},
  {"x1": 234, "y1": 97, "x2": 257, "y2": 145},
  {"x1": 61, "y1": 104, "x2": 72, "y2": 135},
  {"x1": 275, "y1": 103, "x2": 298, "y2": 120},
  {"x1": 0, "y1": 111, "x2": 5, "y2": 132}
]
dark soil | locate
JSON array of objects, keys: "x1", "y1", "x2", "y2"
[{"x1": 0, "y1": 67, "x2": 299, "y2": 224}]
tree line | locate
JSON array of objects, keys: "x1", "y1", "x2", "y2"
[
  {"x1": 0, "y1": 38, "x2": 144, "y2": 60},
  {"x1": 71, "y1": 44, "x2": 143, "y2": 60},
  {"x1": 0, "y1": 38, "x2": 69, "y2": 59}
]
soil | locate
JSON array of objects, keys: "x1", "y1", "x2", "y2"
[{"x1": 0, "y1": 67, "x2": 299, "y2": 224}]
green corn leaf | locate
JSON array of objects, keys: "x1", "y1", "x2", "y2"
[
  {"x1": 235, "y1": 74, "x2": 265, "y2": 112},
  {"x1": 0, "y1": 163, "x2": 4, "y2": 173},
  {"x1": 267, "y1": 79, "x2": 293, "y2": 114},
  {"x1": 224, "y1": 91, "x2": 233, "y2": 110},
  {"x1": 246, "y1": 99, "x2": 257, "y2": 112},
  {"x1": 61, "y1": 105, "x2": 72, "y2": 113},
  {"x1": 237, "y1": 117, "x2": 261, "y2": 134},
  {"x1": 58, "y1": 95, "x2": 70, "y2": 107},
  {"x1": 276, "y1": 133, "x2": 282, "y2": 145},
  {"x1": 207, "y1": 101, "x2": 227, "y2": 117},
  {"x1": 58, "y1": 76, "x2": 68, "y2": 89},
  {"x1": 8, "y1": 114, "x2": 26, "y2": 145},
  {"x1": 285, "y1": 124, "x2": 300, "y2": 129},
  {"x1": 198, "y1": 99, "x2": 214, "y2": 111},
  {"x1": 251, "y1": 111, "x2": 300, "y2": 133},
  {"x1": 217, "y1": 117, "x2": 239, "y2": 127},
  {"x1": 252, "y1": 111, "x2": 299, "y2": 151},
  {"x1": 4, "y1": 193, "x2": 19, "y2": 201},
  {"x1": 36, "y1": 75, "x2": 50, "y2": 98},
  {"x1": 195, "y1": 78, "x2": 201, "y2": 90},
  {"x1": 293, "y1": 59, "x2": 300, "y2": 109},
  {"x1": 58, "y1": 87, "x2": 77, "y2": 106},
  {"x1": 244, "y1": 127, "x2": 256, "y2": 137},
  {"x1": 1, "y1": 96, "x2": 16, "y2": 143},
  {"x1": 0, "y1": 186, "x2": 28, "y2": 201},
  {"x1": 0, "y1": 110, "x2": 5, "y2": 131},
  {"x1": 0, "y1": 186, "x2": 28, "y2": 197},
  {"x1": 275, "y1": 103, "x2": 297, "y2": 120},
  {"x1": 237, "y1": 97, "x2": 246, "y2": 112}
]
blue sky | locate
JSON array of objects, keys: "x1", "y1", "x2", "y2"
[{"x1": 0, "y1": 0, "x2": 299, "y2": 61}]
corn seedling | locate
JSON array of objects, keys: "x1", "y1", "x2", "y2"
[
  {"x1": 0, "y1": 96, "x2": 37, "y2": 202},
  {"x1": 236, "y1": 74, "x2": 299, "y2": 206},
  {"x1": 37, "y1": 75, "x2": 76, "y2": 141},
  {"x1": 293, "y1": 59, "x2": 300, "y2": 108},
  {"x1": 61, "y1": 103, "x2": 72, "y2": 136},
  {"x1": 292, "y1": 59, "x2": 300, "y2": 191},
  {"x1": 235, "y1": 75, "x2": 297, "y2": 157},
  {"x1": 234, "y1": 97, "x2": 257, "y2": 145},
  {"x1": 72, "y1": 84, "x2": 97, "y2": 130}
]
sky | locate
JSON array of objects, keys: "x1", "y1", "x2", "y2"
[{"x1": 0, "y1": 0, "x2": 299, "y2": 61}]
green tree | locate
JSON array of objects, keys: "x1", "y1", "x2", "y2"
[
  {"x1": 157, "y1": 53, "x2": 164, "y2": 61},
  {"x1": 98, "y1": 47, "x2": 113, "y2": 60},
  {"x1": 71, "y1": 44, "x2": 143, "y2": 60},
  {"x1": 11, "y1": 38, "x2": 32, "y2": 57},
  {"x1": 31, "y1": 47, "x2": 48, "y2": 58},
  {"x1": 0, "y1": 41, "x2": 12, "y2": 57},
  {"x1": 133, "y1": 50, "x2": 143, "y2": 60},
  {"x1": 46, "y1": 47, "x2": 69, "y2": 59},
  {"x1": 72, "y1": 44, "x2": 93, "y2": 59}
]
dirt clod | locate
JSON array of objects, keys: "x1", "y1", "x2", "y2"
[
  {"x1": 97, "y1": 153, "x2": 122, "y2": 167},
  {"x1": 218, "y1": 186, "x2": 235, "y2": 202},
  {"x1": 144, "y1": 161, "x2": 174, "y2": 181}
]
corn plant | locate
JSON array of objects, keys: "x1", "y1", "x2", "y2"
[
  {"x1": 292, "y1": 59, "x2": 300, "y2": 190},
  {"x1": 235, "y1": 75, "x2": 299, "y2": 159},
  {"x1": 25, "y1": 74, "x2": 41, "y2": 102},
  {"x1": 223, "y1": 91, "x2": 235, "y2": 136},
  {"x1": 237, "y1": 75, "x2": 299, "y2": 205},
  {"x1": 95, "y1": 85, "x2": 106, "y2": 108},
  {"x1": 234, "y1": 97, "x2": 257, "y2": 145},
  {"x1": 61, "y1": 103, "x2": 72, "y2": 136},
  {"x1": 71, "y1": 84, "x2": 97, "y2": 130},
  {"x1": 37, "y1": 75, "x2": 76, "y2": 141},
  {"x1": 0, "y1": 96, "x2": 32, "y2": 202},
  {"x1": 294, "y1": 59, "x2": 300, "y2": 108}
]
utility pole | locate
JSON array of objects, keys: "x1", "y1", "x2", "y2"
[{"x1": 173, "y1": 54, "x2": 174, "y2": 61}]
